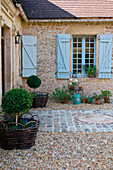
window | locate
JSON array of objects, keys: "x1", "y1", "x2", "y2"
[{"x1": 72, "y1": 36, "x2": 96, "y2": 77}]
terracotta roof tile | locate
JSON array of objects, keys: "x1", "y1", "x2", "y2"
[{"x1": 17, "y1": 0, "x2": 113, "y2": 19}]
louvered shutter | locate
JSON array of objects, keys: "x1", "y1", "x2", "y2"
[
  {"x1": 56, "y1": 34, "x2": 70, "y2": 79},
  {"x1": 22, "y1": 35, "x2": 37, "y2": 77},
  {"x1": 98, "y1": 34, "x2": 112, "y2": 79}
]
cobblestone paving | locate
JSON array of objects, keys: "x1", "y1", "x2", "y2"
[{"x1": 29, "y1": 109, "x2": 113, "y2": 133}]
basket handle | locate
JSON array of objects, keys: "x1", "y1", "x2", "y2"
[
  {"x1": 35, "y1": 91, "x2": 48, "y2": 96},
  {"x1": 0, "y1": 121, "x2": 6, "y2": 128},
  {"x1": 23, "y1": 121, "x2": 37, "y2": 128},
  {"x1": 31, "y1": 115, "x2": 40, "y2": 125},
  {"x1": 5, "y1": 122, "x2": 24, "y2": 129}
]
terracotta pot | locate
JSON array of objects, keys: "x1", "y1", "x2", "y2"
[
  {"x1": 96, "y1": 99, "x2": 101, "y2": 104},
  {"x1": 81, "y1": 98, "x2": 87, "y2": 103},
  {"x1": 61, "y1": 100, "x2": 68, "y2": 104},
  {"x1": 104, "y1": 97, "x2": 110, "y2": 103},
  {"x1": 88, "y1": 74, "x2": 93, "y2": 78},
  {"x1": 70, "y1": 86, "x2": 74, "y2": 90},
  {"x1": 79, "y1": 86, "x2": 83, "y2": 90}
]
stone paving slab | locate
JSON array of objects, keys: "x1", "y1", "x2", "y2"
[{"x1": 29, "y1": 109, "x2": 113, "y2": 133}]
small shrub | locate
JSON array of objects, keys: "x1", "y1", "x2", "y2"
[
  {"x1": 1, "y1": 88, "x2": 34, "y2": 125},
  {"x1": 101, "y1": 90, "x2": 112, "y2": 98},
  {"x1": 93, "y1": 93, "x2": 103, "y2": 100},
  {"x1": 86, "y1": 96, "x2": 94, "y2": 104},
  {"x1": 52, "y1": 86, "x2": 70, "y2": 103},
  {"x1": 27, "y1": 75, "x2": 41, "y2": 89}
]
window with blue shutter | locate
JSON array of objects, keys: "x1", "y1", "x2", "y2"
[
  {"x1": 72, "y1": 36, "x2": 96, "y2": 77},
  {"x1": 56, "y1": 34, "x2": 70, "y2": 79},
  {"x1": 22, "y1": 35, "x2": 37, "y2": 77},
  {"x1": 98, "y1": 34, "x2": 112, "y2": 79}
]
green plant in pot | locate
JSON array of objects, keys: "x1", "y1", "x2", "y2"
[
  {"x1": 86, "y1": 96, "x2": 94, "y2": 104},
  {"x1": 27, "y1": 75, "x2": 48, "y2": 108},
  {"x1": 0, "y1": 87, "x2": 40, "y2": 150},
  {"x1": 52, "y1": 86, "x2": 70, "y2": 103},
  {"x1": 93, "y1": 93, "x2": 103, "y2": 104},
  {"x1": 101, "y1": 90, "x2": 112, "y2": 103},
  {"x1": 83, "y1": 65, "x2": 96, "y2": 78}
]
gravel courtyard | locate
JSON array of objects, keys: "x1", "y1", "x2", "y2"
[{"x1": 0, "y1": 100, "x2": 113, "y2": 169}]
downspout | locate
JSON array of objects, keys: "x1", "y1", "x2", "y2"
[{"x1": 16, "y1": 3, "x2": 28, "y2": 22}]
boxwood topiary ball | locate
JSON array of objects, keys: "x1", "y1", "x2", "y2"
[
  {"x1": 1, "y1": 88, "x2": 34, "y2": 116},
  {"x1": 27, "y1": 75, "x2": 41, "y2": 89}
]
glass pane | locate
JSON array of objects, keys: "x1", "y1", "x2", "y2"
[
  {"x1": 78, "y1": 48, "x2": 82, "y2": 53},
  {"x1": 73, "y1": 70, "x2": 77, "y2": 74},
  {"x1": 90, "y1": 59, "x2": 94, "y2": 63},
  {"x1": 78, "y1": 43, "x2": 82, "y2": 47},
  {"x1": 90, "y1": 64, "x2": 94, "y2": 67},
  {"x1": 78, "y1": 70, "x2": 82, "y2": 74},
  {"x1": 73, "y1": 54, "x2": 77, "y2": 58},
  {"x1": 78, "y1": 59, "x2": 82, "y2": 63},
  {"x1": 90, "y1": 54, "x2": 94, "y2": 58},
  {"x1": 85, "y1": 54, "x2": 89, "y2": 58},
  {"x1": 73, "y1": 65, "x2": 77, "y2": 69},
  {"x1": 90, "y1": 43, "x2": 94, "y2": 47},
  {"x1": 73, "y1": 43, "x2": 77, "y2": 47},
  {"x1": 85, "y1": 48, "x2": 89, "y2": 53},
  {"x1": 78, "y1": 38, "x2": 82, "y2": 42},
  {"x1": 78, "y1": 54, "x2": 82, "y2": 58},
  {"x1": 86, "y1": 64, "x2": 89, "y2": 68},
  {"x1": 90, "y1": 48, "x2": 94, "y2": 53},
  {"x1": 85, "y1": 59, "x2": 89, "y2": 63},
  {"x1": 73, "y1": 48, "x2": 77, "y2": 53},
  {"x1": 73, "y1": 59, "x2": 77, "y2": 63},
  {"x1": 86, "y1": 37, "x2": 89, "y2": 42},
  {"x1": 73, "y1": 38, "x2": 77, "y2": 42},
  {"x1": 90, "y1": 37, "x2": 94, "y2": 42},
  {"x1": 78, "y1": 65, "x2": 82, "y2": 69},
  {"x1": 85, "y1": 43, "x2": 89, "y2": 47}
]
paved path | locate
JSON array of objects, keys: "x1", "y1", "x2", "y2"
[{"x1": 29, "y1": 109, "x2": 113, "y2": 133}]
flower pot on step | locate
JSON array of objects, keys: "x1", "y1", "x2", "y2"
[{"x1": 104, "y1": 97, "x2": 110, "y2": 103}]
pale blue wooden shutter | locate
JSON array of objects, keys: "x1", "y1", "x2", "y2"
[
  {"x1": 22, "y1": 35, "x2": 37, "y2": 77},
  {"x1": 56, "y1": 34, "x2": 70, "y2": 79},
  {"x1": 98, "y1": 34, "x2": 112, "y2": 79}
]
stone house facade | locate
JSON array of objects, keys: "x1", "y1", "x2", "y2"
[
  {"x1": 0, "y1": 0, "x2": 28, "y2": 103},
  {"x1": 1, "y1": 0, "x2": 113, "y2": 103}
]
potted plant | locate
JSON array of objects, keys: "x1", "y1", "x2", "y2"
[
  {"x1": 52, "y1": 86, "x2": 70, "y2": 103},
  {"x1": 101, "y1": 90, "x2": 112, "y2": 103},
  {"x1": 93, "y1": 93, "x2": 103, "y2": 104},
  {"x1": 27, "y1": 75, "x2": 48, "y2": 108},
  {"x1": 86, "y1": 96, "x2": 93, "y2": 104},
  {"x1": 68, "y1": 79, "x2": 79, "y2": 92},
  {"x1": 0, "y1": 87, "x2": 40, "y2": 150},
  {"x1": 83, "y1": 65, "x2": 96, "y2": 78},
  {"x1": 81, "y1": 95, "x2": 87, "y2": 103}
]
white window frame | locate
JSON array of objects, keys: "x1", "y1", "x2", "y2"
[{"x1": 72, "y1": 35, "x2": 96, "y2": 78}]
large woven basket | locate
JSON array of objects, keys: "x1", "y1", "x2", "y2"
[
  {"x1": 33, "y1": 92, "x2": 48, "y2": 108},
  {"x1": 0, "y1": 113, "x2": 40, "y2": 150}
]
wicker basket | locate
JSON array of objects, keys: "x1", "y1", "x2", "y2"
[
  {"x1": 0, "y1": 113, "x2": 40, "y2": 150},
  {"x1": 33, "y1": 92, "x2": 48, "y2": 108}
]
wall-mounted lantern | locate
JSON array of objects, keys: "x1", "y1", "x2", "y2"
[{"x1": 15, "y1": 31, "x2": 21, "y2": 44}]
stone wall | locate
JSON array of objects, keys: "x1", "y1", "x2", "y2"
[{"x1": 22, "y1": 22, "x2": 113, "y2": 97}]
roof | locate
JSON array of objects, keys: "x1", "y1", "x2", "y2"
[{"x1": 16, "y1": 0, "x2": 113, "y2": 19}]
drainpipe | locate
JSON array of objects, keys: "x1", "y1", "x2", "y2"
[{"x1": 16, "y1": 3, "x2": 28, "y2": 22}]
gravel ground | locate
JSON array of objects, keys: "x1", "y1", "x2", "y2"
[
  {"x1": 0, "y1": 132, "x2": 113, "y2": 169},
  {"x1": 0, "y1": 100, "x2": 113, "y2": 169},
  {"x1": 36, "y1": 99, "x2": 113, "y2": 111}
]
